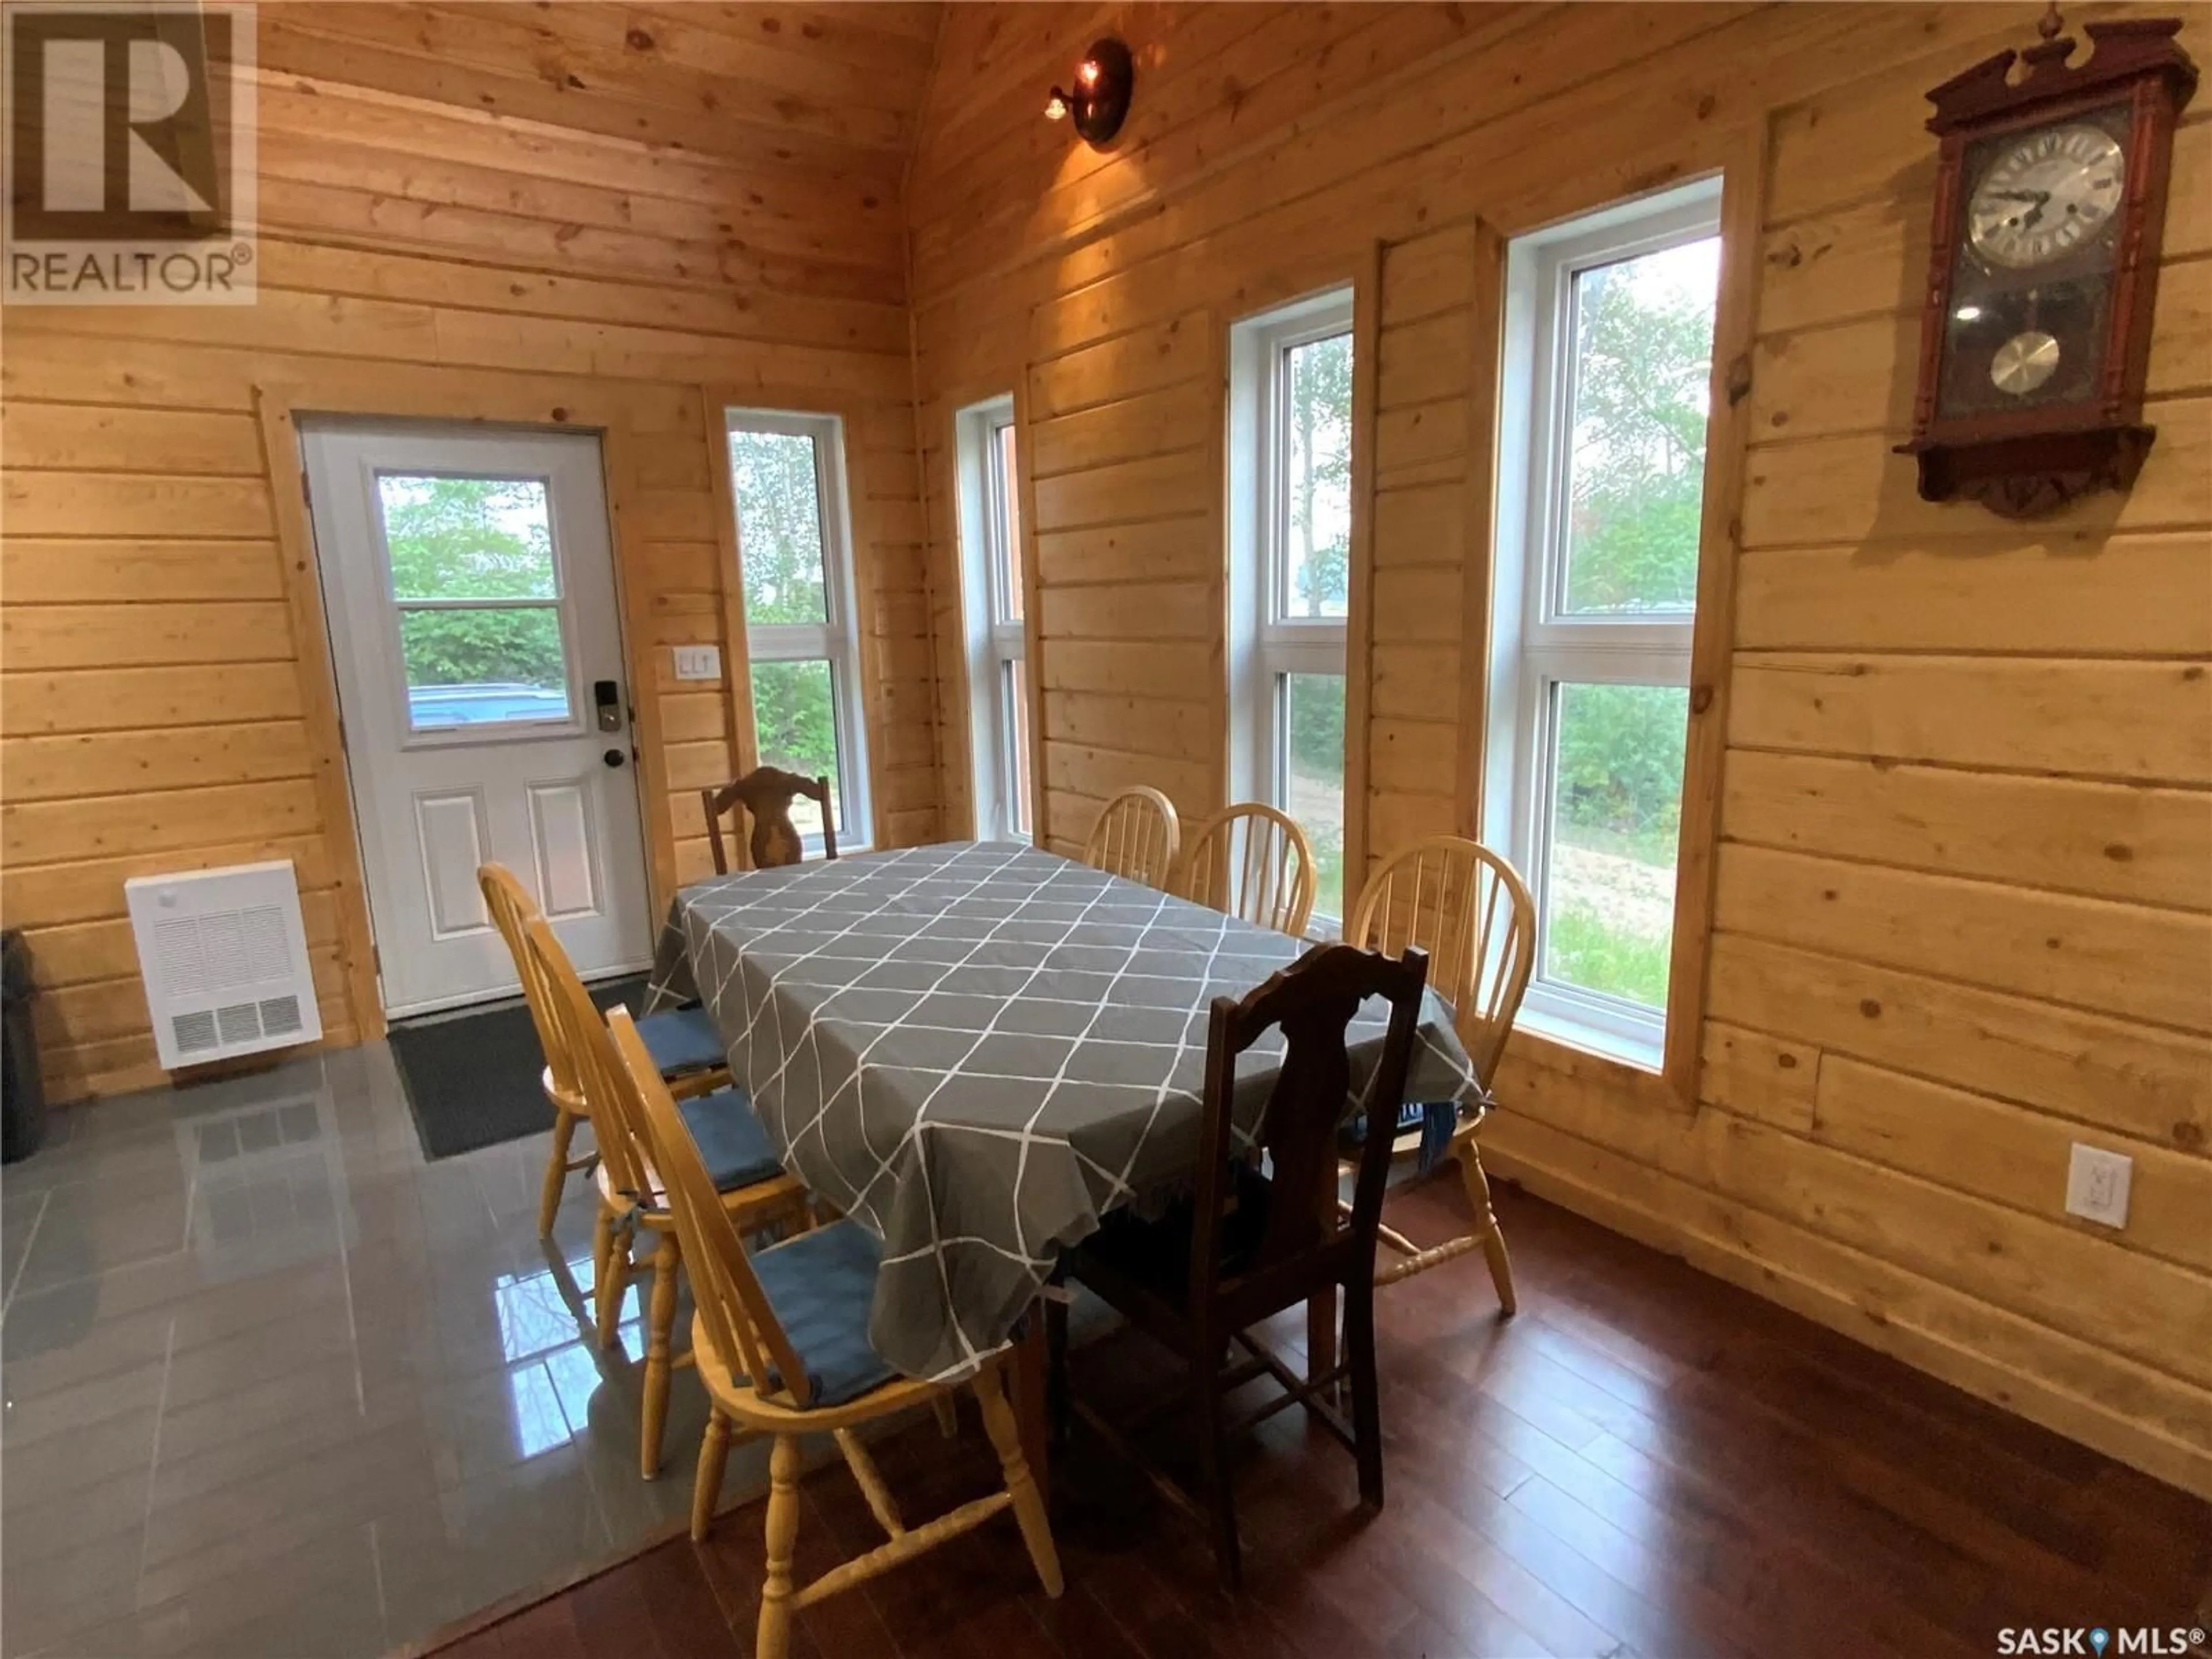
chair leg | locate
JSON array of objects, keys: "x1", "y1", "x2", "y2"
[
  {"x1": 1306, "y1": 1283, "x2": 1339, "y2": 1402},
  {"x1": 1192, "y1": 1357, "x2": 1241, "y2": 1594},
  {"x1": 973, "y1": 1362, "x2": 1063, "y2": 1597},
  {"x1": 595, "y1": 1213, "x2": 632, "y2": 1350},
  {"x1": 590, "y1": 1201, "x2": 615, "y2": 1336},
  {"x1": 692, "y1": 1406, "x2": 732, "y2": 1541},
  {"x1": 931, "y1": 1395, "x2": 959, "y2": 1439},
  {"x1": 756, "y1": 1433, "x2": 802, "y2": 1659},
  {"x1": 1344, "y1": 1277, "x2": 1384, "y2": 1511},
  {"x1": 538, "y1": 1106, "x2": 578, "y2": 1239},
  {"x1": 641, "y1": 1232, "x2": 683, "y2": 1479},
  {"x1": 1458, "y1": 1138, "x2": 1518, "y2": 1316}
]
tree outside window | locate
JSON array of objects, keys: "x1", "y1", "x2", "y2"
[{"x1": 730, "y1": 429, "x2": 842, "y2": 831}]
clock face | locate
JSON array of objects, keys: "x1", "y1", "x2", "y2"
[{"x1": 1967, "y1": 124, "x2": 2127, "y2": 270}]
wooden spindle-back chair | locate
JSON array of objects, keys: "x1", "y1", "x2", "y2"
[
  {"x1": 1056, "y1": 941, "x2": 1430, "y2": 1590},
  {"x1": 1081, "y1": 785, "x2": 1180, "y2": 888},
  {"x1": 702, "y1": 766, "x2": 836, "y2": 873},
  {"x1": 1344, "y1": 834, "x2": 1535, "y2": 1308},
  {"x1": 479, "y1": 864, "x2": 594, "y2": 1239},
  {"x1": 479, "y1": 863, "x2": 736, "y2": 1237},
  {"x1": 604, "y1": 1008, "x2": 1065, "y2": 1659},
  {"x1": 527, "y1": 915, "x2": 808, "y2": 1478},
  {"x1": 1176, "y1": 801, "x2": 1318, "y2": 938}
]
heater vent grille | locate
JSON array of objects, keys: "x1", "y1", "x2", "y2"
[{"x1": 128, "y1": 862, "x2": 324, "y2": 1070}]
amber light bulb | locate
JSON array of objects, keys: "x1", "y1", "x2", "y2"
[{"x1": 1077, "y1": 58, "x2": 1100, "y2": 86}]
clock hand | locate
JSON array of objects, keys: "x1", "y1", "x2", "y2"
[{"x1": 1987, "y1": 188, "x2": 2052, "y2": 229}]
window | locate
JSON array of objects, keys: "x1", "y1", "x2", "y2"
[
  {"x1": 1486, "y1": 179, "x2": 1721, "y2": 1069},
  {"x1": 1229, "y1": 291, "x2": 1354, "y2": 927},
  {"x1": 376, "y1": 474, "x2": 575, "y2": 732},
  {"x1": 955, "y1": 397, "x2": 1032, "y2": 842},
  {"x1": 725, "y1": 410, "x2": 870, "y2": 851}
]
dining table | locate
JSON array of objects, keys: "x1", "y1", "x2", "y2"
[{"x1": 642, "y1": 839, "x2": 1486, "y2": 1480}]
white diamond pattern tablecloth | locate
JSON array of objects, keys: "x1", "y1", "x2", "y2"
[{"x1": 644, "y1": 840, "x2": 1483, "y2": 1383}]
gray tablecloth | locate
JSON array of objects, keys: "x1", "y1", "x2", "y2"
[{"x1": 643, "y1": 840, "x2": 1483, "y2": 1383}]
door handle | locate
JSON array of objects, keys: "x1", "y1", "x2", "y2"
[{"x1": 603, "y1": 748, "x2": 626, "y2": 768}]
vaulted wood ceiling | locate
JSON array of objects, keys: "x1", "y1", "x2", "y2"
[
  {"x1": 262, "y1": 4, "x2": 942, "y2": 180},
  {"x1": 249, "y1": 3, "x2": 944, "y2": 309}
]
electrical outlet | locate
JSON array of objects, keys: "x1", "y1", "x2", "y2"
[
  {"x1": 672, "y1": 645, "x2": 721, "y2": 681},
  {"x1": 2065, "y1": 1143, "x2": 2132, "y2": 1229}
]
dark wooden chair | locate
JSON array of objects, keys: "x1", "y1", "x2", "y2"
[
  {"x1": 702, "y1": 766, "x2": 835, "y2": 873},
  {"x1": 1051, "y1": 939, "x2": 1430, "y2": 1592}
]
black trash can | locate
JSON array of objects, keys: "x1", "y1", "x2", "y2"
[{"x1": 2, "y1": 930, "x2": 48, "y2": 1163}]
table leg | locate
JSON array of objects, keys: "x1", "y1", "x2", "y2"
[{"x1": 1011, "y1": 1306, "x2": 1051, "y2": 1502}]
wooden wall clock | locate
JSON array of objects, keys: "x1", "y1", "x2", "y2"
[{"x1": 1897, "y1": 9, "x2": 2198, "y2": 518}]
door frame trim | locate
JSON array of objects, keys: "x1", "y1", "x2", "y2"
[{"x1": 255, "y1": 373, "x2": 684, "y2": 1043}]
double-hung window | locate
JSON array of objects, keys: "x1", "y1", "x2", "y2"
[
  {"x1": 1228, "y1": 290, "x2": 1354, "y2": 926},
  {"x1": 954, "y1": 396, "x2": 1032, "y2": 842},
  {"x1": 1485, "y1": 179, "x2": 1721, "y2": 1069},
  {"x1": 725, "y1": 408, "x2": 871, "y2": 852}
]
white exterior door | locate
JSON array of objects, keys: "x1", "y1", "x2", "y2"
[{"x1": 304, "y1": 422, "x2": 653, "y2": 1017}]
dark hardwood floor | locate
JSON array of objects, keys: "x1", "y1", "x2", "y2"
[{"x1": 426, "y1": 1177, "x2": 2212, "y2": 1659}]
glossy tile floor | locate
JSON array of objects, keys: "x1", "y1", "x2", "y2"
[{"x1": 1, "y1": 1041, "x2": 754, "y2": 1659}]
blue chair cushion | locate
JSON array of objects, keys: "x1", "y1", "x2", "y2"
[
  {"x1": 638, "y1": 1003, "x2": 726, "y2": 1077},
  {"x1": 747, "y1": 1219, "x2": 897, "y2": 1408},
  {"x1": 675, "y1": 1087, "x2": 785, "y2": 1192}
]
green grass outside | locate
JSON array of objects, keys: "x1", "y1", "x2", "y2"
[{"x1": 1546, "y1": 903, "x2": 1671, "y2": 1009}]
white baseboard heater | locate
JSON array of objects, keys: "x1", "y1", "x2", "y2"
[{"x1": 126, "y1": 861, "x2": 324, "y2": 1069}]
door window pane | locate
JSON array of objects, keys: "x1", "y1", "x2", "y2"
[
  {"x1": 751, "y1": 659, "x2": 842, "y2": 837},
  {"x1": 994, "y1": 422, "x2": 1024, "y2": 623},
  {"x1": 1541, "y1": 681, "x2": 1687, "y2": 1007},
  {"x1": 1559, "y1": 237, "x2": 1718, "y2": 615},
  {"x1": 729, "y1": 430, "x2": 830, "y2": 626},
  {"x1": 1003, "y1": 657, "x2": 1032, "y2": 839},
  {"x1": 399, "y1": 608, "x2": 571, "y2": 729},
  {"x1": 379, "y1": 476, "x2": 557, "y2": 601},
  {"x1": 1279, "y1": 334, "x2": 1353, "y2": 621},
  {"x1": 1281, "y1": 671, "x2": 1345, "y2": 923}
]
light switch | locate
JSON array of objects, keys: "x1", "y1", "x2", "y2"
[{"x1": 672, "y1": 645, "x2": 721, "y2": 681}]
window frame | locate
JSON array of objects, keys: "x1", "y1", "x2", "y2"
[
  {"x1": 954, "y1": 395, "x2": 1033, "y2": 843},
  {"x1": 724, "y1": 406, "x2": 872, "y2": 855},
  {"x1": 1228, "y1": 289, "x2": 1355, "y2": 933},
  {"x1": 1484, "y1": 177, "x2": 1724, "y2": 1072}
]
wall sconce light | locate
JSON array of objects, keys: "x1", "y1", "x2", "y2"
[{"x1": 1044, "y1": 37, "x2": 1134, "y2": 148}]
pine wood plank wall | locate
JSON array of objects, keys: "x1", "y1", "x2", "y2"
[
  {"x1": 906, "y1": 2, "x2": 2212, "y2": 1495},
  {"x1": 0, "y1": 2, "x2": 944, "y2": 1102}
]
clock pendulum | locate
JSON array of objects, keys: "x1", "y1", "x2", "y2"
[{"x1": 1990, "y1": 329, "x2": 2061, "y2": 397}]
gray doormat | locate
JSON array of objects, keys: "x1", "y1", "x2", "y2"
[{"x1": 389, "y1": 975, "x2": 648, "y2": 1161}]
